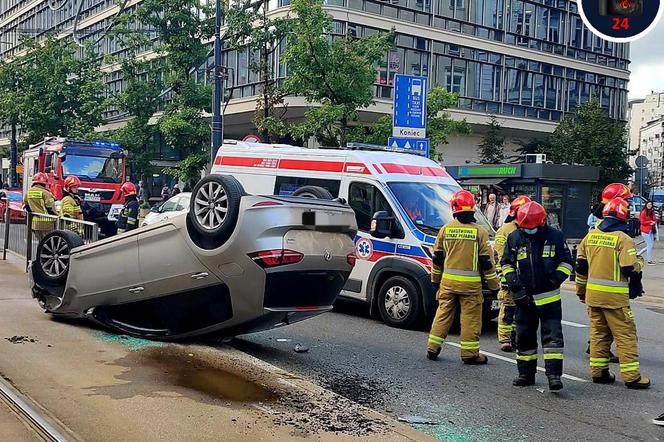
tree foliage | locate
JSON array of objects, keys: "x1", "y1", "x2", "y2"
[
  {"x1": 478, "y1": 115, "x2": 504, "y2": 164},
  {"x1": 163, "y1": 152, "x2": 208, "y2": 189},
  {"x1": 263, "y1": 0, "x2": 393, "y2": 146},
  {"x1": 532, "y1": 100, "x2": 631, "y2": 186},
  {"x1": 349, "y1": 87, "x2": 471, "y2": 160}
]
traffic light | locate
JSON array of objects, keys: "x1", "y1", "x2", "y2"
[{"x1": 599, "y1": 0, "x2": 643, "y2": 16}]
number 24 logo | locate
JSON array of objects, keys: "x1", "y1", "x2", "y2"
[{"x1": 612, "y1": 18, "x2": 630, "y2": 30}]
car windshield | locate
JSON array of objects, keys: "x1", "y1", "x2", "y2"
[
  {"x1": 62, "y1": 155, "x2": 123, "y2": 183},
  {"x1": 388, "y1": 182, "x2": 493, "y2": 236}
]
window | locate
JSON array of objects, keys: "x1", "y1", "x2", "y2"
[
  {"x1": 348, "y1": 182, "x2": 392, "y2": 231},
  {"x1": 44, "y1": 153, "x2": 56, "y2": 174},
  {"x1": 274, "y1": 176, "x2": 341, "y2": 197}
]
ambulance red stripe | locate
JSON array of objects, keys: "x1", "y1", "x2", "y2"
[{"x1": 215, "y1": 156, "x2": 372, "y2": 175}]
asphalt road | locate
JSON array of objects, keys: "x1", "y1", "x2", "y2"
[{"x1": 234, "y1": 293, "x2": 664, "y2": 442}]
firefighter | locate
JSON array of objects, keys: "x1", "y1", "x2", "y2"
[
  {"x1": 60, "y1": 176, "x2": 83, "y2": 220},
  {"x1": 427, "y1": 190, "x2": 500, "y2": 364},
  {"x1": 494, "y1": 195, "x2": 531, "y2": 352},
  {"x1": 116, "y1": 182, "x2": 139, "y2": 234},
  {"x1": 575, "y1": 197, "x2": 650, "y2": 389},
  {"x1": 23, "y1": 172, "x2": 57, "y2": 240},
  {"x1": 501, "y1": 202, "x2": 573, "y2": 391}
]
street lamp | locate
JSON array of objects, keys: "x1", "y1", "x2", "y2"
[{"x1": 211, "y1": 0, "x2": 224, "y2": 164}]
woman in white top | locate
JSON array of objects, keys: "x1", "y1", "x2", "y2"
[{"x1": 496, "y1": 194, "x2": 511, "y2": 227}]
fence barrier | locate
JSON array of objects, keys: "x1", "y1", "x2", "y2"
[{"x1": 1, "y1": 205, "x2": 99, "y2": 271}]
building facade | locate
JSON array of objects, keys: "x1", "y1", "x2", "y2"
[
  {"x1": 0, "y1": 0, "x2": 631, "y2": 164},
  {"x1": 639, "y1": 118, "x2": 664, "y2": 188},
  {"x1": 628, "y1": 91, "x2": 664, "y2": 155}
]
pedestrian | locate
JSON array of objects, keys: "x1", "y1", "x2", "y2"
[
  {"x1": 23, "y1": 172, "x2": 57, "y2": 241},
  {"x1": 639, "y1": 200, "x2": 657, "y2": 265},
  {"x1": 497, "y1": 194, "x2": 511, "y2": 228},
  {"x1": 494, "y1": 195, "x2": 531, "y2": 352},
  {"x1": 60, "y1": 176, "x2": 83, "y2": 220},
  {"x1": 172, "y1": 184, "x2": 181, "y2": 197},
  {"x1": 587, "y1": 195, "x2": 603, "y2": 232},
  {"x1": 116, "y1": 182, "x2": 140, "y2": 234},
  {"x1": 483, "y1": 193, "x2": 499, "y2": 230},
  {"x1": 161, "y1": 184, "x2": 170, "y2": 203},
  {"x1": 138, "y1": 181, "x2": 150, "y2": 204},
  {"x1": 501, "y1": 201, "x2": 573, "y2": 391},
  {"x1": 575, "y1": 197, "x2": 651, "y2": 389},
  {"x1": 427, "y1": 190, "x2": 500, "y2": 364}
]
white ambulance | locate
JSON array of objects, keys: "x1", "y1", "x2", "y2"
[{"x1": 212, "y1": 140, "x2": 498, "y2": 329}]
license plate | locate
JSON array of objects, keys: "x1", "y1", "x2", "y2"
[
  {"x1": 491, "y1": 300, "x2": 500, "y2": 310},
  {"x1": 86, "y1": 194, "x2": 101, "y2": 202}
]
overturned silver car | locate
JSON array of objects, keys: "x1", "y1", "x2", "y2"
[{"x1": 30, "y1": 175, "x2": 357, "y2": 340}]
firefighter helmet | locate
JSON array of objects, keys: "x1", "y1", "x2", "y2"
[
  {"x1": 33, "y1": 172, "x2": 48, "y2": 185},
  {"x1": 509, "y1": 195, "x2": 532, "y2": 217},
  {"x1": 120, "y1": 182, "x2": 137, "y2": 196},
  {"x1": 601, "y1": 183, "x2": 632, "y2": 204},
  {"x1": 517, "y1": 201, "x2": 547, "y2": 229},
  {"x1": 63, "y1": 175, "x2": 81, "y2": 192},
  {"x1": 602, "y1": 197, "x2": 630, "y2": 222},
  {"x1": 450, "y1": 190, "x2": 476, "y2": 214}
]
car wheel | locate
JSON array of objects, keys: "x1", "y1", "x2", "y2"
[
  {"x1": 187, "y1": 175, "x2": 244, "y2": 249},
  {"x1": 292, "y1": 186, "x2": 333, "y2": 199},
  {"x1": 377, "y1": 276, "x2": 422, "y2": 329},
  {"x1": 34, "y1": 230, "x2": 84, "y2": 285}
]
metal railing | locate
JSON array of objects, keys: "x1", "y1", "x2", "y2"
[{"x1": 1, "y1": 206, "x2": 99, "y2": 270}]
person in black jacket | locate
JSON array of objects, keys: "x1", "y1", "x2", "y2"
[
  {"x1": 501, "y1": 202, "x2": 574, "y2": 391},
  {"x1": 116, "y1": 182, "x2": 140, "y2": 234}
]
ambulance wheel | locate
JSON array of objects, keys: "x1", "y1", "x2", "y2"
[
  {"x1": 292, "y1": 186, "x2": 333, "y2": 200},
  {"x1": 187, "y1": 175, "x2": 243, "y2": 250},
  {"x1": 34, "y1": 230, "x2": 84, "y2": 285},
  {"x1": 377, "y1": 276, "x2": 422, "y2": 329}
]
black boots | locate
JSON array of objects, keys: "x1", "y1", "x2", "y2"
[
  {"x1": 547, "y1": 375, "x2": 563, "y2": 391},
  {"x1": 462, "y1": 354, "x2": 488, "y2": 365},
  {"x1": 427, "y1": 348, "x2": 441, "y2": 361},
  {"x1": 625, "y1": 376, "x2": 651, "y2": 390},
  {"x1": 512, "y1": 374, "x2": 536, "y2": 386},
  {"x1": 592, "y1": 369, "x2": 616, "y2": 384}
]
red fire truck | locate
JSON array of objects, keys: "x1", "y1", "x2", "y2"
[{"x1": 22, "y1": 138, "x2": 127, "y2": 234}]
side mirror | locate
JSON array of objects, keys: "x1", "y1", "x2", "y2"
[
  {"x1": 151, "y1": 206, "x2": 160, "y2": 213},
  {"x1": 371, "y1": 211, "x2": 394, "y2": 239}
]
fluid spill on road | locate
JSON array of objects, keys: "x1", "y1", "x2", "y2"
[
  {"x1": 86, "y1": 346, "x2": 276, "y2": 405},
  {"x1": 94, "y1": 331, "x2": 164, "y2": 351}
]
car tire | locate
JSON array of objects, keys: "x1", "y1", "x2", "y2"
[
  {"x1": 292, "y1": 186, "x2": 333, "y2": 199},
  {"x1": 187, "y1": 174, "x2": 244, "y2": 250},
  {"x1": 34, "y1": 230, "x2": 84, "y2": 285},
  {"x1": 377, "y1": 275, "x2": 422, "y2": 329}
]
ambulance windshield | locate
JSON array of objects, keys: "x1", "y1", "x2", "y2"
[{"x1": 388, "y1": 182, "x2": 493, "y2": 235}]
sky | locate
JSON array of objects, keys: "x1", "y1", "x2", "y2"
[{"x1": 628, "y1": 24, "x2": 664, "y2": 99}]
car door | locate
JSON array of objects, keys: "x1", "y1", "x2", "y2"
[{"x1": 136, "y1": 221, "x2": 220, "y2": 297}]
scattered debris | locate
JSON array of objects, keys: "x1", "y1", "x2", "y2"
[
  {"x1": 397, "y1": 415, "x2": 438, "y2": 425},
  {"x1": 536, "y1": 388, "x2": 545, "y2": 393},
  {"x1": 320, "y1": 373, "x2": 390, "y2": 408},
  {"x1": 5, "y1": 336, "x2": 37, "y2": 344},
  {"x1": 293, "y1": 344, "x2": 309, "y2": 353},
  {"x1": 276, "y1": 339, "x2": 291, "y2": 343}
]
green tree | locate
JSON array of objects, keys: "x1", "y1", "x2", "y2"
[
  {"x1": 268, "y1": 0, "x2": 393, "y2": 146},
  {"x1": 478, "y1": 115, "x2": 504, "y2": 164},
  {"x1": 17, "y1": 38, "x2": 105, "y2": 146},
  {"x1": 163, "y1": 152, "x2": 208, "y2": 189},
  {"x1": 349, "y1": 87, "x2": 471, "y2": 160},
  {"x1": 225, "y1": 2, "x2": 292, "y2": 142},
  {"x1": 135, "y1": 0, "x2": 214, "y2": 163},
  {"x1": 543, "y1": 100, "x2": 631, "y2": 186}
]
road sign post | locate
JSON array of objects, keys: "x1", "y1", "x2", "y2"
[{"x1": 390, "y1": 74, "x2": 429, "y2": 157}]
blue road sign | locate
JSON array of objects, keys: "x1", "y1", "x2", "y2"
[
  {"x1": 388, "y1": 137, "x2": 430, "y2": 157},
  {"x1": 393, "y1": 74, "x2": 428, "y2": 138}
]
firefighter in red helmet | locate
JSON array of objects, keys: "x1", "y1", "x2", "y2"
[
  {"x1": 427, "y1": 190, "x2": 500, "y2": 365},
  {"x1": 576, "y1": 197, "x2": 650, "y2": 389},
  {"x1": 116, "y1": 182, "x2": 139, "y2": 234},
  {"x1": 494, "y1": 195, "x2": 531, "y2": 352},
  {"x1": 23, "y1": 172, "x2": 57, "y2": 238},
  {"x1": 501, "y1": 201, "x2": 574, "y2": 391},
  {"x1": 60, "y1": 176, "x2": 83, "y2": 221}
]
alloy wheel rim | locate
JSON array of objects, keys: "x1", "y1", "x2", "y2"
[
  {"x1": 194, "y1": 181, "x2": 228, "y2": 230},
  {"x1": 384, "y1": 286, "x2": 411, "y2": 320},
  {"x1": 40, "y1": 236, "x2": 70, "y2": 279}
]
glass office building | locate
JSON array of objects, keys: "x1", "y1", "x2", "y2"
[{"x1": 0, "y1": 0, "x2": 630, "y2": 160}]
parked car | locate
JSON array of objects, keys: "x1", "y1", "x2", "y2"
[
  {"x1": 0, "y1": 190, "x2": 26, "y2": 223},
  {"x1": 29, "y1": 175, "x2": 357, "y2": 340},
  {"x1": 141, "y1": 192, "x2": 191, "y2": 226}
]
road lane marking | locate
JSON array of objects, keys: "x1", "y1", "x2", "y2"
[
  {"x1": 561, "y1": 320, "x2": 589, "y2": 328},
  {"x1": 444, "y1": 342, "x2": 588, "y2": 383}
]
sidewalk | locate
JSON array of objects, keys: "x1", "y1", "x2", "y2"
[
  {"x1": 0, "y1": 255, "x2": 433, "y2": 441},
  {"x1": 639, "y1": 240, "x2": 664, "y2": 305}
]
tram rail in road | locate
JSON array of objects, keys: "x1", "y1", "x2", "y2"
[{"x1": 0, "y1": 374, "x2": 71, "y2": 442}]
